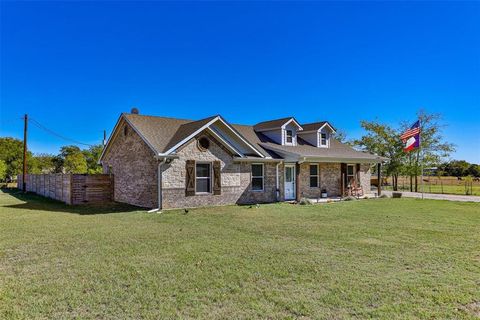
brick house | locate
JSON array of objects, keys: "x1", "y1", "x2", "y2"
[{"x1": 99, "y1": 112, "x2": 386, "y2": 209}]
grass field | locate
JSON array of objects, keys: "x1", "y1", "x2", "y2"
[
  {"x1": 1, "y1": 189, "x2": 479, "y2": 319},
  {"x1": 384, "y1": 184, "x2": 480, "y2": 196},
  {"x1": 385, "y1": 176, "x2": 480, "y2": 196}
]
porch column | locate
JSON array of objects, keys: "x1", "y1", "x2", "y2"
[
  {"x1": 296, "y1": 163, "x2": 300, "y2": 202},
  {"x1": 377, "y1": 162, "x2": 382, "y2": 196}
]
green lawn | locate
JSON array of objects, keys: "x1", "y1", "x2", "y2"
[{"x1": 1, "y1": 189, "x2": 479, "y2": 319}]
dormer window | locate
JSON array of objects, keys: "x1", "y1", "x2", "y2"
[
  {"x1": 253, "y1": 117, "x2": 303, "y2": 146},
  {"x1": 286, "y1": 130, "x2": 293, "y2": 144},
  {"x1": 297, "y1": 121, "x2": 335, "y2": 149},
  {"x1": 320, "y1": 132, "x2": 328, "y2": 146}
]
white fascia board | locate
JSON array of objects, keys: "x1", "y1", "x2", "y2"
[
  {"x1": 206, "y1": 127, "x2": 245, "y2": 158},
  {"x1": 162, "y1": 116, "x2": 265, "y2": 158},
  {"x1": 319, "y1": 122, "x2": 336, "y2": 133},
  {"x1": 216, "y1": 116, "x2": 265, "y2": 158},
  {"x1": 162, "y1": 117, "x2": 220, "y2": 155},
  {"x1": 281, "y1": 118, "x2": 303, "y2": 131}
]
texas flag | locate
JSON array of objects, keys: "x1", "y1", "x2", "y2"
[{"x1": 401, "y1": 120, "x2": 421, "y2": 152}]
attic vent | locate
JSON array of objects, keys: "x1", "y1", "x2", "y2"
[
  {"x1": 197, "y1": 137, "x2": 210, "y2": 151},
  {"x1": 131, "y1": 107, "x2": 139, "y2": 114}
]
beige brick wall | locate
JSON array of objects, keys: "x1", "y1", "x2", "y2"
[{"x1": 102, "y1": 120, "x2": 158, "y2": 208}]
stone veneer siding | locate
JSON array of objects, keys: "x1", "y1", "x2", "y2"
[
  {"x1": 359, "y1": 163, "x2": 372, "y2": 194},
  {"x1": 102, "y1": 120, "x2": 158, "y2": 208},
  {"x1": 161, "y1": 134, "x2": 283, "y2": 209}
]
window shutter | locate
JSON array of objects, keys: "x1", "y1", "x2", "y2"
[
  {"x1": 213, "y1": 161, "x2": 221, "y2": 195},
  {"x1": 185, "y1": 160, "x2": 196, "y2": 196}
]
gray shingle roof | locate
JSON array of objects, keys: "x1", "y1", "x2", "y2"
[
  {"x1": 259, "y1": 138, "x2": 386, "y2": 162},
  {"x1": 300, "y1": 121, "x2": 336, "y2": 132},
  {"x1": 124, "y1": 113, "x2": 191, "y2": 154},
  {"x1": 121, "y1": 113, "x2": 385, "y2": 162},
  {"x1": 253, "y1": 117, "x2": 299, "y2": 131}
]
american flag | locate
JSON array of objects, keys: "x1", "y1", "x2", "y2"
[
  {"x1": 401, "y1": 120, "x2": 421, "y2": 152},
  {"x1": 400, "y1": 120, "x2": 421, "y2": 140}
]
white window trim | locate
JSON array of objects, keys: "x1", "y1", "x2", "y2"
[
  {"x1": 251, "y1": 163, "x2": 264, "y2": 192},
  {"x1": 318, "y1": 131, "x2": 329, "y2": 148},
  {"x1": 195, "y1": 161, "x2": 212, "y2": 194},
  {"x1": 285, "y1": 129, "x2": 294, "y2": 145},
  {"x1": 309, "y1": 164, "x2": 319, "y2": 188},
  {"x1": 346, "y1": 164, "x2": 355, "y2": 186}
]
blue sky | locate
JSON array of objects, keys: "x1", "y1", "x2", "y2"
[{"x1": 1, "y1": 1, "x2": 479, "y2": 162}]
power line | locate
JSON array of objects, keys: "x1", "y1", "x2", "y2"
[{"x1": 28, "y1": 117, "x2": 95, "y2": 147}]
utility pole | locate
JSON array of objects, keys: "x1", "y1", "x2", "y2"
[{"x1": 22, "y1": 114, "x2": 28, "y2": 192}]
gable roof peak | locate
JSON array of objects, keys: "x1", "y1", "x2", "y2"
[
  {"x1": 300, "y1": 121, "x2": 336, "y2": 133},
  {"x1": 254, "y1": 116, "x2": 302, "y2": 132}
]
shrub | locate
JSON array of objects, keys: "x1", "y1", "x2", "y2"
[
  {"x1": 342, "y1": 196, "x2": 357, "y2": 201},
  {"x1": 298, "y1": 197, "x2": 313, "y2": 205}
]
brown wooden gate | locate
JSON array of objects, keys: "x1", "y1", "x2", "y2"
[{"x1": 71, "y1": 174, "x2": 114, "y2": 205}]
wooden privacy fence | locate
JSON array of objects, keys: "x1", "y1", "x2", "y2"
[{"x1": 17, "y1": 174, "x2": 114, "y2": 205}]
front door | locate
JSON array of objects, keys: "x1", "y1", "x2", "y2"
[{"x1": 284, "y1": 165, "x2": 296, "y2": 200}]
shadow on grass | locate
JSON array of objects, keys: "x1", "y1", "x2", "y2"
[{"x1": 1, "y1": 188, "x2": 143, "y2": 215}]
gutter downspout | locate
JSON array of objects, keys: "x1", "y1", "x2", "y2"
[{"x1": 148, "y1": 158, "x2": 166, "y2": 213}]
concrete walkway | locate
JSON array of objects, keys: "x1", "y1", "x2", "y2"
[{"x1": 382, "y1": 190, "x2": 480, "y2": 203}]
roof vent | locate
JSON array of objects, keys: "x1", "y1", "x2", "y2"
[{"x1": 131, "y1": 107, "x2": 139, "y2": 114}]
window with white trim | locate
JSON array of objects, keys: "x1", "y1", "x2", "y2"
[
  {"x1": 251, "y1": 164, "x2": 264, "y2": 191},
  {"x1": 347, "y1": 164, "x2": 355, "y2": 186},
  {"x1": 196, "y1": 162, "x2": 211, "y2": 193},
  {"x1": 310, "y1": 164, "x2": 319, "y2": 188},
  {"x1": 286, "y1": 130, "x2": 293, "y2": 144},
  {"x1": 320, "y1": 132, "x2": 328, "y2": 146}
]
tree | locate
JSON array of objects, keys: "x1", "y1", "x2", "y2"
[
  {"x1": 52, "y1": 145, "x2": 82, "y2": 173},
  {"x1": 332, "y1": 129, "x2": 349, "y2": 144},
  {"x1": 440, "y1": 160, "x2": 470, "y2": 177},
  {"x1": 0, "y1": 137, "x2": 34, "y2": 179},
  {"x1": 30, "y1": 154, "x2": 55, "y2": 174},
  {"x1": 0, "y1": 160, "x2": 7, "y2": 182},
  {"x1": 64, "y1": 152, "x2": 87, "y2": 173},
  {"x1": 353, "y1": 121, "x2": 405, "y2": 190},
  {"x1": 82, "y1": 144, "x2": 103, "y2": 174},
  {"x1": 402, "y1": 110, "x2": 455, "y2": 192},
  {"x1": 467, "y1": 164, "x2": 480, "y2": 177}
]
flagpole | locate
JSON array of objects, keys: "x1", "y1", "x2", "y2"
[{"x1": 420, "y1": 117, "x2": 424, "y2": 199}]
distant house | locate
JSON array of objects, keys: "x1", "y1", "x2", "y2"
[{"x1": 99, "y1": 111, "x2": 386, "y2": 209}]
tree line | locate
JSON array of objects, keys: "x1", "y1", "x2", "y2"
[
  {"x1": 350, "y1": 109, "x2": 479, "y2": 192},
  {"x1": 0, "y1": 137, "x2": 103, "y2": 182}
]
